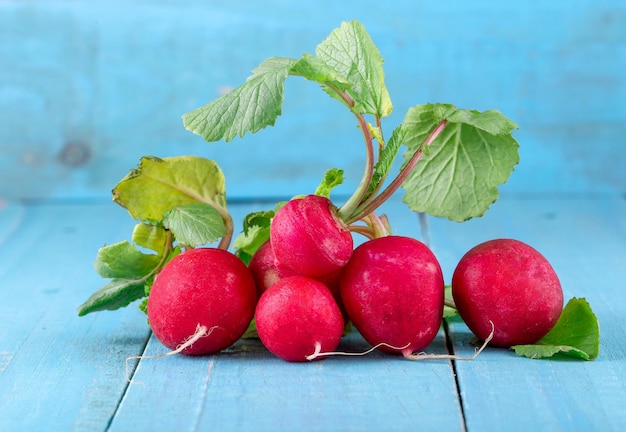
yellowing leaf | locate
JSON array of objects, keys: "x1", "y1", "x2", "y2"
[
  {"x1": 132, "y1": 223, "x2": 168, "y2": 253},
  {"x1": 113, "y1": 156, "x2": 227, "y2": 222}
]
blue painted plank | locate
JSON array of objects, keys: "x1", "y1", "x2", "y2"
[
  {"x1": 0, "y1": 198, "x2": 462, "y2": 431},
  {"x1": 111, "y1": 329, "x2": 460, "y2": 432},
  {"x1": 0, "y1": 202, "x2": 151, "y2": 431},
  {"x1": 1, "y1": 1, "x2": 624, "y2": 200},
  {"x1": 429, "y1": 197, "x2": 626, "y2": 431},
  {"x1": 1, "y1": 196, "x2": 625, "y2": 430}
]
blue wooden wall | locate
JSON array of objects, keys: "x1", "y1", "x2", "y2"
[{"x1": 1, "y1": 0, "x2": 624, "y2": 200}]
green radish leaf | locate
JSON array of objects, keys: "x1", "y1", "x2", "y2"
[
  {"x1": 182, "y1": 21, "x2": 390, "y2": 143},
  {"x1": 367, "y1": 124, "x2": 406, "y2": 197},
  {"x1": 234, "y1": 203, "x2": 285, "y2": 264},
  {"x1": 77, "y1": 278, "x2": 147, "y2": 316},
  {"x1": 316, "y1": 20, "x2": 392, "y2": 117},
  {"x1": 242, "y1": 209, "x2": 277, "y2": 235},
  {"x1": 163, "y1": 202, "x2": 227, "y2": 247},
  {"x1": 446, "y1": 109, "x2": 519, "y2": 136},
  {"x1": 290, "y1": 53, "x2": 353, "y2": 94},
  {"x1": 234, "y1": 211, "x2": 274, "y2": 263},
  {"x1": 513, "y1": 297, "x2": 600, "y2": 360},
  {"x1": 183, "y1": 57, "x2": 297, "y2": 142},
  {"x1": 138, "y1": 298, "x2": 149, "y2": 315},
  {"x1": 401, "y1": 104, "x2": 520, "y2": 222},
  {"x1": 233, "y1": 225, "x2": 269, "y2": 265},
  {"x1": 315, "y1": 168, "x2": 345, "y2": 198},
  {"x1": 132, "y1": 223, "x2": 168, "y2": 253},
  {"x1": 113, "y1": 156, "x2": 227, "y2": 222},
  {"x1": 94, "y1": 240, "x2": 160, "y2": 280}
]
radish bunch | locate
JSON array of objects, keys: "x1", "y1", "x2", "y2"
[
  {"x1": 80, "y1": 21, "x2": 598, "y2": 364},
  {"x1": 145, "y1": 194, "x2": 568, "y2": 363},
  {"x1": 250, "y1": 194, "x2": 446, "y2": 362}
]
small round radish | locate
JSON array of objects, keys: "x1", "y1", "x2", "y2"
[
  {"x1": 248, "y1": 240, "x2": 295, "y2": 298},
  {"x1": 270, "y1": 195, "x2": 353, "y2": 278},
  {"x1": 451, "y1": 238, "x2": 563, "y2": 347},
  {"x1": 249, "y1": 240, "x2": 350, "y2": 325},
  {"x1": 340, "y1": 236, "x2": 445, "y2": 356},
  {"x1": 255, "y1": 275, "x2": 344, "y2": 362},
  {"x1": 316, "y1": 268, "x2": 350, "y2": 326},
  {"x1": 147, "y1": 248, "x2": 257, "y2": 355}
]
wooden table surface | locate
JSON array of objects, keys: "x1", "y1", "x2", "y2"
[
  {"x1": 1, "y1": 1, "x2": 625, "y2": 431},
  {"x1": 1, "y1": 197, "x2": 624, "y2": 431}
]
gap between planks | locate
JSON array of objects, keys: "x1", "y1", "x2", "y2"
[{"x1": 105, "y1": 331, "x2": 153, "y2": 431}]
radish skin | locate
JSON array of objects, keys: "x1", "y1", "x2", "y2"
[
  {"x1": 147, "y1": 248, "x2": 257, "y2": 355},
  {"x1": 255, "y1": 275, "x2": 344, "y2": 362},
  {"x1": 452, "y1": 238, "x2": 563, "y2": 347},
  {"x1": 270, "y1": 195, "x2": 353, "y2": 278},
  {"x1": 340, "y1": 236, "x2": 444, "y2": 355}
]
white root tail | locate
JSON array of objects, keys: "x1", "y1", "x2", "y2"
[
  {"x1": 125, "y1": 324, "x2": 219, "y2": 384},
  {"x1": 306, "y1": 321, "x2": 496, "y2": 362},
  {"x1": 306, "y1": 341, "x2": 411, "y2": 361},
  {"x1": 404, "y1": 321, "x2": 495, "y2": 361}
]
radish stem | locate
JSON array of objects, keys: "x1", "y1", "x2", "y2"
[
  {"x1": 346, "y1": 120, "x2": 448, "y2": 224},
  {"x1": 338, "y1": 112, "x2": 376, "y2": 220}
]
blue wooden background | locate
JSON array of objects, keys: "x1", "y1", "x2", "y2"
[{"x1": 1, "y1": 0, "x2": 624, "y2": 201}]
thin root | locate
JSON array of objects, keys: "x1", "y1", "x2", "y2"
[
  {"x1": 306, "y1": 341, "x2": 411, "y2": 361},
  {"x1": 125, "y1": 324, "x2": 219, "y2": 384},
  {"x1": 305, "y1": 321, "x2": 495, "y2": 362},
  {"x1": 404, "y1": 320, "x2": 495, "y2": 361}
]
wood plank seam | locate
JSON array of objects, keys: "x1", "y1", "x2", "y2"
[
  {"x1": 105, "y1": 332, "x2": 153, "y2": 431},
  {"x1": 443, "y1": 319, "x2": 468, "y2": 432}
]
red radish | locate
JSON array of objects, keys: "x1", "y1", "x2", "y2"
[
  {"x1": 452, "y1": 238, "x2": 563, "y2": 347},
  {"x1": 147, "y1": 248, "x2": 257, "y2": 355},
  {"x1": 249, "y1": 240, "x2": 350, "y2": 325},
  {"x1": 255, "y1": 275, "x2": 344, "y2": 362},
  {"x1": 340, "y1": 236, "x2": 445, "y2": 356},
  {"x1": 270, "y1": 195, "x2": 353, "y2": 278},
  {"x1": 248, "y1": 240, "x2": 295, "y2": 298},
  {"x1": 316, "y1": 268, "x2": 350, "y2": 326}
]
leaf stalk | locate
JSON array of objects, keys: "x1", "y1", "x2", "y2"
[{"x1": 346, "y1": 119, "x2": 448, "y2": 223}]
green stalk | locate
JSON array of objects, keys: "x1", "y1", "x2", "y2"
[
  {"x1": 337, "y1": 111, "x2": 376, "y2": 220},
  {"x1": 444, "y1": 298, "x2": 457, "y2": 310},
  {"x1": 364, "y1": 212, "x2": 391, "y2": 238},
  {"x1": 348, "y1": 224, "x2": 375, "y2": 239},
  {"x1": 217, "y1": 212, "x2": 234, "y2": 251},
  {"x1": 346, "y1": 119, "x2": 448, "y2": 224},
  {"x1": 315, "y1": 85, "x2": 378, "y2": 222}
]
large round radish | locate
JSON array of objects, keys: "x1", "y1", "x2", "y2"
[
  {"x1": 147, "y1": 248, "x2": 257, "y2": 355},
  {"x1": 255, "y1": 275, "x2": 344, "y2": 362},
  {"x1": 270, "y1": 195, "x2": 353, "y2": 278},
  {"x1": 340, "y1": 236, "x2": 445, "y2": 356},
  {"x1": 451, "y1": 238, "x2": 563, "y2": 347}
]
